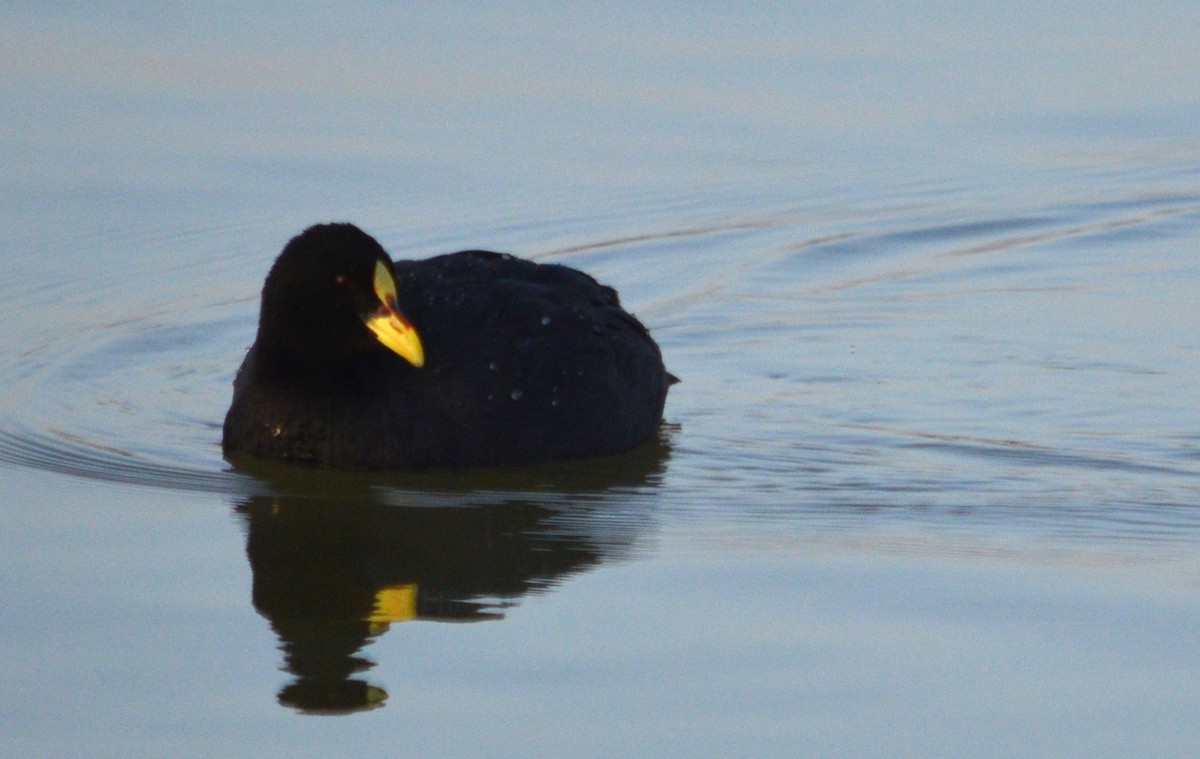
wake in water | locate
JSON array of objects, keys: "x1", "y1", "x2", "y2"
[{"x1": 1, "y1": 175, "x2": 1198, "y2": 550}]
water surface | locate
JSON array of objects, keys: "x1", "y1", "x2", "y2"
[{"x1": 2, "y1": 4, "x2": 1200, "y2": 757}]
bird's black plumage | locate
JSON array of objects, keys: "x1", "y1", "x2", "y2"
[{"x1": 222, "y1": 223, "x2": 675, "y2": 469}]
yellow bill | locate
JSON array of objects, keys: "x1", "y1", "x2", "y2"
[
  {"x1": 366, "y1": 583, "x2": 419, "y2": 624},
  {"x1": 363, "y1": 260, "x2": 425, "y2": 367}
]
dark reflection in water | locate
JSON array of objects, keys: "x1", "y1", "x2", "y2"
[{"x1": 229, "y1": 438, "x2": 671, "y2": 714}]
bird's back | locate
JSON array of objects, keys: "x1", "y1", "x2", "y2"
[{"x1": 385, "y1": 251, "x2": 671, "y2": 467}]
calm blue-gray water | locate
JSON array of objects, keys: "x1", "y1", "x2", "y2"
[{"x1": 3, "y1": 4, "x2": 1200, "y2": 757}]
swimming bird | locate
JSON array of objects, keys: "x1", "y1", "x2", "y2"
[{"x1": 222, "y1": 223, "x2": 675, "y2": 469}]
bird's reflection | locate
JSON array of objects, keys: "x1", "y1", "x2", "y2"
[{"x1": 230, "y1": 435, "x2": 670, "y2": 714}]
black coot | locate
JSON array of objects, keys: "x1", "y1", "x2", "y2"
[{"x1": 222, "y1": 223, "x2": 675, "y2": 469}]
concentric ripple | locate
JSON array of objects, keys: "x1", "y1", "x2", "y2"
[
  {"x1": 0, "y1": 297, "x2": 254, "y2": 493},
  {"x1": 2, "y1": 176, "x2": 1199, "y2": 552}
]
